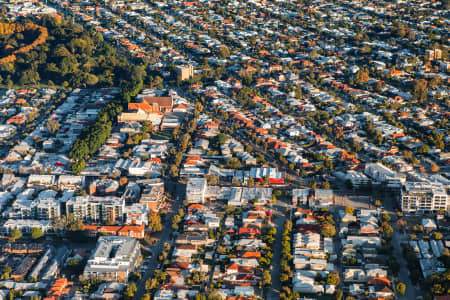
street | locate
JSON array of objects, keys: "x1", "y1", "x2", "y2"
[
  {"x1": 266, "y1": 204, "x2": 287, "y2": 300},
  {"x1": 384, "y1": 192, "x2": 418, "y2": 300},
  {"x1": 133, "y1": 182, "x2": 185, "y2": 300}
]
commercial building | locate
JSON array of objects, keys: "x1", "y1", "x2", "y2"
[
  {"x1": 82, "y1": 236, "x2": 141, "y2": 283},
  {"x1": 249, "y1": 167, "x2": 284, "y2": 184},
  {"x1": 186, "y1": 178, "x2": 207, "y2": 203},
  {"x1": 401, "y1": 181, "x2": 448, "y2": 213}
]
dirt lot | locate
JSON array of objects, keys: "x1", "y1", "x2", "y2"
[{"x1": 334, "y1": 194, "x2": 373, "y2": 209}]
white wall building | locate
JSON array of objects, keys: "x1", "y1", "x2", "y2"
[
  {"x1": 82, "y1": 236, "x2": 141, "y2": 282},
  {"x1": 186, "y1": 178, "x2": 207, "y2": 203},
  {"x1": 401, "y1": 181, "x2": 448, "y2": 213}
]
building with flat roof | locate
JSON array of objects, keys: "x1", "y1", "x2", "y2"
[
  {"x1": 250, "y1": 167, "x2": 284, "y2": 184},
  {"x1": 58, "y1": 175, "x2": 85, "y2": 190},
  {"x1": 364, "y1": 163, "x2": 405, "y2": 188},
  {"x1": 401, "y1": 181, "x2": 448, "y2": 213},
  {"x1": 66, "y1": 196, "x2": 125, "y2": 224},
  {"x1": 3, "y1": 219, "x2": 53, "y2": 233},
  {"x1": 82, "y1": 236, "x2": 141, "y2": 283},
  {"x1": 186, "y1": 178, "x2": 207, "y2": 203},
  {"x1": 309, "y1": 189, "x2": 334, "y2": 209},
  {"x1": 140, "y1": 185, "x2": 164, "y2": 210},
  {"x1": 27, "y1": 174, "x2": 57, "y2": 187},
  {"x1": 125, "y1": 203, "x2": 149, "y2": 226},
  {"x1": 177, "y1": 65, "x2": 194, "y2": 81},
  {"x1": 292, "y1": 189, "x2": 311, "y2": 206}
]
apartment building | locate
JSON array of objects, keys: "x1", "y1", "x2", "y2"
[
  {"x1": 124, "y1": 203, "x2": 149, "y2": 226},
  {"x1": 292, "y1": 189, "x2": 310, "y2": 206},
  {"x1": 58, "y1": 175, "x2": 85, "y2": 190},
  {"x1": 425, "y1": 48, "x2": 442, "y2": 61},
  {"x1": 82, "y1": 236, "x2": 141, "y2": 282},
  {"x1": 140, "y1": 185, "x2": 164, "y2": 210},
  {"x1": 10, "y1": 198, "x2": 61, "y2": 220},
  {"x1": 177, "y1": 65, "x2": 194, "y2": 81},
  {"x1": 364, "y1": 163, "x2": 405, "y2": 188},
  {"x1": 401, "y1": 182, "x2": 448, "y2": 213},
  {"x1": 186, "y1": 178, "x2": 207, "y2": 204},
  {"x1": 3, "y1": 219, "x2": 53, "y2": 234},
  {"x1": 66, "y1": 196, "x2": 125, "y2": 224}
]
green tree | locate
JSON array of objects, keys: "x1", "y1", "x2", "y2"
[
  {"x1": 46, "y1": 120, "x2": 60, "y2": 134},
  {"x1": 263, "y1": 269, "x2": 272, "y2": 286},
  {"x1": 345, "y1": 206, "x2": 354, "y2": 216},
  {"x1": 382, "y1": 224, "x2": 394, "y2": 237},
  {"x1": 413, "y1": 79, "x2": 428, "y2": 103},
  {"x1": 8, "y1": 228, "x2": 22, "y2": 242},
  {"x1": 1, "y1": 266, "x2": 12, "y2": 280},
  {"x1": 417, "y1": 145, "x2": 430, "y2": 154},
  {"x1": 433, "y1": 232, "x2": 443, "y2": 240},
  {"x1": 123, "y1": 283, "x2": 137, "y2": 299},
  {"x1": 85, "y1": 73, "x2": 99, "y2": 86},
  {"x1": 226, "y1": 157, "x2": 242, "y2": 169},
  {"x1": 217, "y1": 46, "x2": 230, "y2": 59},
  {"x1": 388, "y1": 257, "x2": 400, "y2": 274},
  {"x1": 195, "y1": 294, "x2": 206, "y2": 300},
  {"x1": 396, "y1": 282, "x2": 406, "y2": 295},
  {"x1": 381, "y1": 213, "x2": 391, "y2": 222},
  {"x1": 320, "y1": 223, "x2": 336, "y2": 237},
  {"x1": 327, "y1": 271, "x2": 340, "y2": 285},
  {"x1": 335, "y1": 289, "x2": 343, "y2": 300},
  {"x1": 149, "y1": 211, "x2": 162, "y2": 232},
  {"x1": 7, "y1": 289, "x2": 22, "y2": 300},
  {"x1": 211, "y1": 133, "x2": 228, "y2": 148},
  {"x1": 206, "y1": 174, "x2": 218, "y2": 185},
  {"x1": 295, "y1": 86, "x2": 302, "y2": 99},
  {"x1": 31, "y1": 227, "x2": 43, "y2": 240},
  {"x1": 141, "y1": 293, "x2": 151, "y2": 300},
  {"x1": 71, "y1": 159, "x2": 85, "y2": 175},
  {"x1": 355, "y1": 70, "x2": 369, "y2": 84}
]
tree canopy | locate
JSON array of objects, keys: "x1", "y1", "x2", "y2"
[{"x1": 0, "y1": 16, "x2": 137, "y2": 88}]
